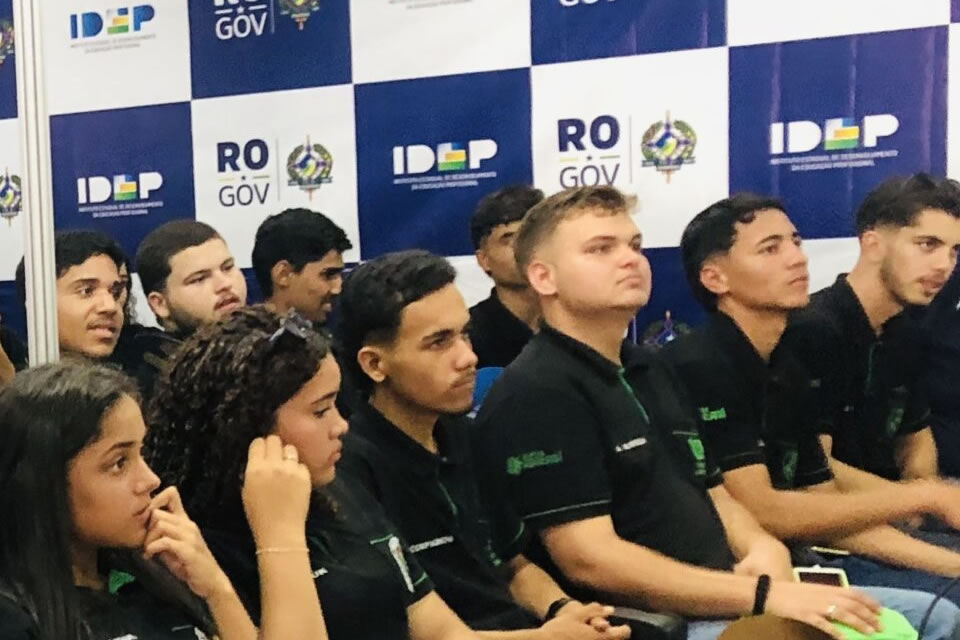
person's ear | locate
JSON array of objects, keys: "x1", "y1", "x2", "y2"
[
  {"x1": 476, "y1": 248, "x2": 492, "y2": 276},
  {"x1": 700, "y1": 259, "x2": 729, "y2": 299},
  {"x1": 146, "y1": 291, "x2": 171, "y2": 321},
  {"x1": 270, "y1": 260, "x2": 295, "y2": 292},
  {"x1": 858, "y1": 229, "x2": 886, "y2": 266},
  {"x1": 357, "y1": 345, "x2": 388, "y2": 384},
  {"x1": 527, "y1": 258, "x2": 556, "y2": 297}
]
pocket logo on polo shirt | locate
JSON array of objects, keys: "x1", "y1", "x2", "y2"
[
  {"x1": 782, "y1": 448, "x2": 799, "y2": 486},
  {"x1": 409, "y1": 536, "x2": 455, "y2": 553},
  {"x1": 686, "y1": 436, "x2": 707, "y2": 476},
  {"x1": 169, "y1": 627, "x2": 210, "y2": 639},
  {"x1": 388, "y1": 536, "x2": 415, "y2": 593},
  {"x1": 699, "y1": 406, "x2": 727, "y2": 422},
  {"x1": 506, "y1": 450, "x2": 564, "y2": 476},
  {"x1": 614, "y1": 437, "x2": 647, "y2": 453},
  {"x1": 312, "y1": 567, "x2": 328, "y2": 578},
  {"x1": 884, "y1": 387, "x2": 908, "y2": 438},
  {"x1": 884, "y1": 407, "x2": 906, "y2": 437}
]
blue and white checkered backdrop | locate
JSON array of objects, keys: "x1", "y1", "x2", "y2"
[{"x1": 0, "y1": 0, "x2": 957, "y2": 339}]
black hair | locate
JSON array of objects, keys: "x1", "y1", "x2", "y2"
[
  {"x1": 115, "y1": 250, "x2": 138, "y2": 326},
  {"x1": 680, "y1": 193, "x2": 785, "y2": 310},
  {"x1": 145, "y1": 306, "x2": 331, "y2": 528},
  {"x1": 15, "y1": 230, "x2": 126, "y2": 311},
  {"x1": 0, "y1": 362, "x2": 210, "y2": 640},
  {"x1": 135, "y1": 220, "x2": 220, "y2": 296},
  {"x1": 469, "y1": 185, "x2": 545, "y2": 250},
  {"x1": 337, "y1": 250, "x2": 456, "y2": 394},
  {"x1": 855, "y1": 173, "x2": 960, "y2": 235},
  {"x1": 251, "y1": 208, "x2": 352, "y2": 298}
]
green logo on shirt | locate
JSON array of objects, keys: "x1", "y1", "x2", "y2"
[
  {"x1": 506, "y1": 450, "x2": 564, "y2": 476},
  {"x1": 782, "y1": 448, "x2": 799, "y2": 486},
  {"x1": 885, "y1": 407, "x2": 905, "y2": 438},
  {"x1": 107, "y1": 570, "x2": 136, "y2": 595},
  {"x1": 699, "y1": 406, "x2": 727, "y2": 422},
  {"x1": 687, "y1": 436, "x2": 707, "y2": 477},
  {"x1": 485, "y1": 541, "x2": 504, "y2": 567}
]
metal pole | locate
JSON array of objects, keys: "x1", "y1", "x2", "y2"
[{"x1": 13, "y1": 0, "x2": 58, "y2": 364}]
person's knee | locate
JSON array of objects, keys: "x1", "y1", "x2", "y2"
[
  {"x1": 924, "y1": 598, "x2": 960, "y2": 640},
  {"x1": 896, "y1": 593, "x2": 960, "y2": 640},
  {"x1": 857, "y1": 586, "x2": 960, "y2": 640}
]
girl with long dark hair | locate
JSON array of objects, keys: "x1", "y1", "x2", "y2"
[{"x1": 0, "y1": 361, "x2": 326, "y2": 640}]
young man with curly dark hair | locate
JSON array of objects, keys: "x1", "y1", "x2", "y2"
[{"x1": 14, "y1": 230, "x2": 127, "y2": 365}]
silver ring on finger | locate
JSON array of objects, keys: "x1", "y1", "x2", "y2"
[{"x1": 825, "y1": 604, "x2": 837, "y2": 619}]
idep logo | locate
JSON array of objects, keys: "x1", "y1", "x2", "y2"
[
  {"x1": 213, "y1": 0, "x2": 321, "y2": 40},
  {"x1": 70, "y1": 6, "x2": 155, "y2": 39},
  {"x1": 392, "y1": 140, "x2": 498, "y2": 192},
  {"x1": 770, "y1": 115, "x2": 899, "y2": 154},
  {"x1": 0, "y1": 168, "x2": 21, "y2": 224},
  {"x1": 769, "y1": 114, "x2": 900, "y2": 172},
  {"x1": 76, "y1": 172, "x2": 164, "y2": 219},
  {"x1": 0, "y1": 20, "x2": 14, "y2": 66}
]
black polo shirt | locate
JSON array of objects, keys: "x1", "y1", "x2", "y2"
[
  {"x1": 469, "y1": 288, "x2": 534, "y2": 368},
  {"x1": 663, "y1": 313, "x2": 833, "y2": 491},
  {"x1": 339, "y1": 404, "x2": 537, "y2": 630},
  {"x1": 0, "y1": 573, "x2": 211, "y2": 640},
  {"x1": 113, "y1": 325, "x2": 185, "y2": 401},
  {"x1": 921, "y1": 266, "x2": 960, "y2": 475},
  {"x1": 205, "y1": 479, "x2": 433, "y2": 640},
  {"x1": 782, "y1": 275, "x2": 930, "y2": 480},
  {"x1": 473, "y1": 324, "x2": 735, "y2": 597}
]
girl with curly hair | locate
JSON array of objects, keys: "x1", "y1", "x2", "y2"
[
  {"x1": 0, "y1": 361, "x2": 326, "y2": 640},
  {"x1": 145, "y1": 305, "x2": 481, "y2": 640}
]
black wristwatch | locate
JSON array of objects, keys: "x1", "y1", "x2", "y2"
[
  {"x1": 545, "y1": 597, "x2": 576, "y2": 621},
  {"x1": 753, "y1": 574, "x2": 771, "y2": 615}
]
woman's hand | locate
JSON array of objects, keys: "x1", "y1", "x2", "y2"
[
  {"x1": 142, "y1": 486, "x2": 234, "y2": 601},
  {"x1": 241, "y1": 436, "x2": 312, "y2": 547}
]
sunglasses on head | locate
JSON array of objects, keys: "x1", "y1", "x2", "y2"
[{"x1": 267, "y1": 309, "x2": 314, "y2": 345}]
